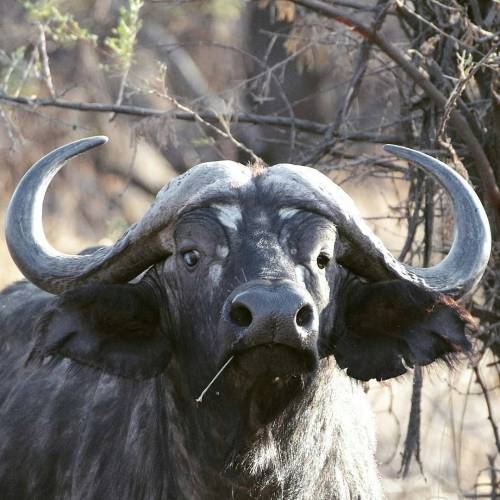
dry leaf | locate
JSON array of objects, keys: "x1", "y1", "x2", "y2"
[{"x1": 258, "y1": 0, "x2": 295, "y2": 23}]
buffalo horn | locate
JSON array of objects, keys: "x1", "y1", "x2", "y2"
[
  {"x1": 6, "y1": 137, "x2": 491, "y2": 298},
  {"x1": 6, "y1": 136, "x2": 251, "y2": 294},
  {"x1": 376, "y1": 145, "x2": 491, "y2": 295},
  {"x1": 269, "y1": 147, "x2": 490, "y2": 297},
  {"x1": 6, "y1": 137, "x2": 168, "y2": 294}
]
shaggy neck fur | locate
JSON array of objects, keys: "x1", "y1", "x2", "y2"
[{"x1": 165, "y1": 357, "x2": 383, "y2": 500}]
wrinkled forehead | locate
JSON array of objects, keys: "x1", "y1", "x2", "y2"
[
  {"x1": 152, "y1": 161, "x2": 344, "y2": 255},
  {"x1": 148, "y1": 161, "x2": 355, "y2": 246}
]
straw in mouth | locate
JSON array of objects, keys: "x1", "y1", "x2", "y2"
[{"x1": 195, "y1": 355, "x2": 234, "y2": 404}]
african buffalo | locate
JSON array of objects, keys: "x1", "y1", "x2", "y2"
[{"x1": 0, "y1": 137, "x2": 491, "y2": 499}]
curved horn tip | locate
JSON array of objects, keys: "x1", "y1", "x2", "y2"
[
  {"x1": 59, "y1": 135, "x2": 109, "y2": 158},
  {"x1": 383, "y1": 144, "x2": 438, "y2": 166},
  {"x1": 59, "y1": 135, "x2": 109, "y2": 157},
  {"x1": 93, "y1": 135, "x2": 109, "y2": 143},
  {"x1": 82, "y1": 135, "x2": 109, "y2": 147}
]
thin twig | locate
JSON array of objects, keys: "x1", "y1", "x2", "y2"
[
  {"x1": 14, "y1": 46, "x2": 36, "y2": 98},
  {"x1": 474, "y1": 366, "x2": 500, "y2": 453},
  {"x1": 0, "y1": 107, "x2": 22, "y2": 149},
  {"x1": 37, "y1": 23, "x2": 56, "y2": 98},
  {"x1": 304, "y1": 0, "x2": 391, "y2": 164},
  {"x1": 437, "y1": 41, "x2": 500, "y2": 142},
  {"x1": 394, "y1": 0, "x2": 486, "y2": 57},
  {"x1": 400, "y1": 365, "x2": 424, "y2": 477},
  {"x1": 398, "y1": 173, "x2": 425, "y2": 262},
  {"x1": 155, "y1": 88, "x2": 263, "y2": 164},
  {"x1": 195, "y1": 356, "x2": 234, "y2": 404},
  {"x1": 110, "y1": 67, "x2": 131, "y2": 122},
  {"x1": 94, "y1": 160, "x2": 157, "y2": 197}
]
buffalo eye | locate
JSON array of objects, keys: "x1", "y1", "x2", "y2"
[
  {"x1": 316, "y1": 253, "x2": 330, "y2": 270},
  {"x1": 182, "y1": 250, "x2": 200, "y2": 268}
]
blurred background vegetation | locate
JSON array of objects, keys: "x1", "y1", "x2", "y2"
[{"x1": 0, "y1": 0, "x2": 499, "y2": 497}]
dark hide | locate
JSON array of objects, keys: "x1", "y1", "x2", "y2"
[
  {"x1": 0, "y1": 201, "x2": 473, "y2": 499},
  {"x1": 0, "y1": 282, "x2": 176, "y2": 500},
  {"x1": 0, "y1": 281, "x2": 382, "y2": 499},
  {"x1": 325, "y1": 279, "x2": 473, "y2": 381}
]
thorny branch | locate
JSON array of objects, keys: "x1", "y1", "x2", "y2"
[
  {"x1": 289, "y1": 0, "x2": 500, "y2": 219},
  {"x1": 437, "y1": 41, "x2": 500, "y2": 143},
  {"x1": 37, "y1": 23, "x2": 56, "y2": 99}
]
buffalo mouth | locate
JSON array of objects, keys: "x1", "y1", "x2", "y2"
[{"x1": 228, "y1": 344, "x2": 318, "y2": 429}]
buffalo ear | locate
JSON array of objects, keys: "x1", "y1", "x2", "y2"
[
  {"x1": 29, "y1": 283, "x2": 170, "y2": 379},
  {"x1": 331, "y1": 280, "x2": 473, "y2": 381}
]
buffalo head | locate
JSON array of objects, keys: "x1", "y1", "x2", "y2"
[{"x1": 5, "y1": 136, "x2": 490, "y2": 436}]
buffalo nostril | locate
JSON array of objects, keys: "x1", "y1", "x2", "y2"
[
  {"x1": 296, "y1": 304, "x2": 313, "y2": 328},
  {"x1": 230, "y1": 304, "x2": 253, "y2": 327}
]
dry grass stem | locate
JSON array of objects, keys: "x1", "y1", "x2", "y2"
[{"x1": 195, "y1": 355, "x2": 234, "y2": 404}]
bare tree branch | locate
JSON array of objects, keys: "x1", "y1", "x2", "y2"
[
  {"x1": 0, "y1": 92, "x2": 403, "y2": 143},
  {"x1": 151, "y1": 81, "x2": 264, "y2": 164},
  {"x1": 394, "y1": 0, "x2": 488, "y2": 57},
  {"x1": 400, "y1": 365, "x2": 424, "y2": 477},
  {"x1": 289, "y1": 0, "x2": 500, "y2": 219},
  {"x1": 303, "y1": 0, "x2": 391, "y2": 164}
]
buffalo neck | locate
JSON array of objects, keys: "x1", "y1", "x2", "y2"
[{"x1": 160, "y1": 359, "x2": 383, "y2": 499}]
